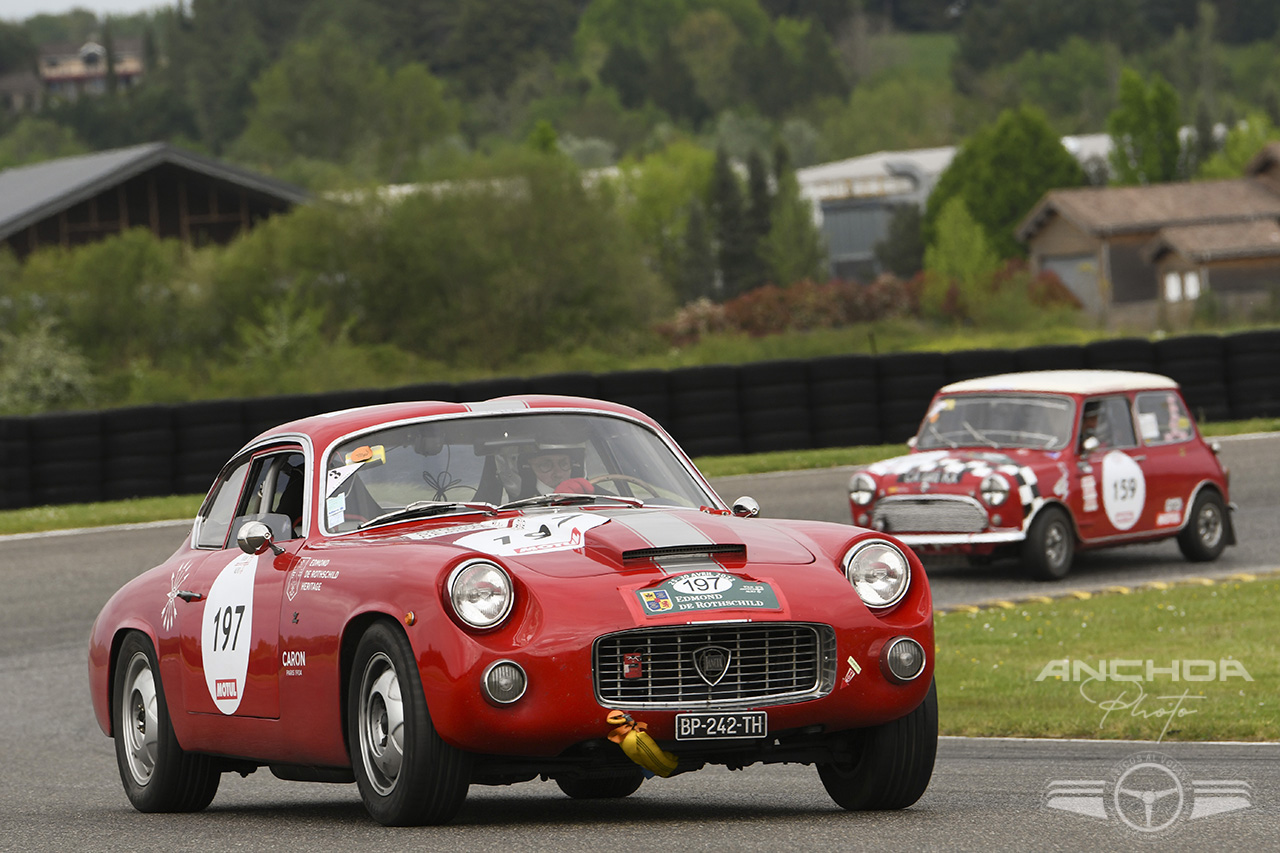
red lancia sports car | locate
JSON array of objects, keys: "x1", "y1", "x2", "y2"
[
  {"x1": 90, "y1": 396, "x2": 935, "y2": 825},
  {"x1": 848, "y1": 370, "x2": 1234, "y2": 580}
]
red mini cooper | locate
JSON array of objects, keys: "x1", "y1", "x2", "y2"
[{"x1": 848, "y1": 370, "x2": 1234, "y2": 579}]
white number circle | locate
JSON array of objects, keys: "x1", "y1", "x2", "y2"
[
  {"x1": 202, "y1": 552, "x2": 258, "y2": 714},
  {"x1": 1101, "y1": 451, "x2": 1145, "y2": 532},
  {"x1": 669, "y1": 572, "x2": 733, "y2": 596}
]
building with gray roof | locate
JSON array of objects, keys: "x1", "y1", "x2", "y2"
[{"x1": 0, "y1": 142, "x2": 309, "y2": 259}]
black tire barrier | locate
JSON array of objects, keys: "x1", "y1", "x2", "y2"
[
  {"x1": 1084, "y1": 337, "x2": 1157, "y2": 372},
  {"x1": 740, "y1": 360, "x2": 811, "y2": 453},
  {"x1": 595, "y1": 369, "x2": 671, "y2": 426},
  {"x1": 4, "y1": 330, "x2": 1279, "y2": 510},
  {"x1": 946, "y1": 349, "x2": 1011, "y2": 382},
  {"x1": 526, "y1": 372, "x2": 599, "y2": 400},
  {"x1": 1015, "y1": 344, "x2": 1087, "y2": 372}
]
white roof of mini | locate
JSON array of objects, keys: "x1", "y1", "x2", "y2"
[{"x1": 940, "y1": 370, "x2": 1179, "y2": 396}]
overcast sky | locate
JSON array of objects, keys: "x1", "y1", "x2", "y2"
[{"x1": 0, "y1": 0, "x2": 172, "y2": 23}]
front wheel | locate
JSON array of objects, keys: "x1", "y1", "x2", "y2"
[
  {"x1": 113, "y1": 632, "x2": 219, "y2": 812},
  {"x1": 1177, "y1": 490, "x2": 1228, "y2": 562},
  {"x1": 818, "y1": 680, "x2": 938, "y2": 810},
  {"x1": 348, "y1": 621, "x2": 471, "y2": 826},
  {"x1": 1023, "y1": 506, "x2": 1075, "y2": 580}
]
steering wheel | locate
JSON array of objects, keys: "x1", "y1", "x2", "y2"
[{"x1": 588, "y1": 473, "x2": 663, "y2": 498}]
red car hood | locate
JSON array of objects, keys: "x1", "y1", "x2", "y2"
[{"x1": 395, "y1": 507, "x2": 817, "y2": 577}]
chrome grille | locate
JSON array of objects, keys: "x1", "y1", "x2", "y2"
[
  {"x1": 594, "y1": 623, "x2": 836, "y2": 709},
  {"x1": 873, "y1": 496, "x2": 988, "y2": 533}
]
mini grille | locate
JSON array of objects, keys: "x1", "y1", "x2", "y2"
[
  {"x1": 594, "y1": 623, "x2": 835, "y2": 709},
  {"x1": 874, "y1": 497, "x2": 989, "y2": 533}
]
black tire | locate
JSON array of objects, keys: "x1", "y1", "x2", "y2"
[
  {"x1": 348, "y1": 621, "x2": 471, "y2": 826},
  {"x1": 1023, "y1": 506, "x2": 1075, "y2": 580},
  {"x1": 113, "y1": 632, "x2": 219, "y2": 812},
  {"x1": 1178, "y1": 490, "x2": 1228, "y2": 562},
  {"x1": 818, "y1": 679, "x2": 938, "y2": 810},
  {"x1": 555, "y1": 769, "x2": 645, "y2": 799}
]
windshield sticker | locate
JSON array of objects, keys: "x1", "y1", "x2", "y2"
[
  {"x1": 325, "y1": 493, "x2": 346, "y2": 528},
  {"x1": 1101, "y1": 451, "x2": 1146, "y2": 531},
  {"x1": 452, "y1": 513, "x2": 609, "y2": 557},
  {"x1": 202, "y1": 552, "x2": 257, "y2": 715},
  {"x1": 325, "y1": 461, "x2": 363, "y2": 497},
  {"x1": 635, "y1": 571, "x2": 780, "y2": 616}
]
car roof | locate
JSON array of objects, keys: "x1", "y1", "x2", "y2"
[
  {"x1": 939, "y1": 369, "x2": 1179, "y2": 396},
  {"x1": 245, "y1": 395, "x2": 662, "y2": 453}
]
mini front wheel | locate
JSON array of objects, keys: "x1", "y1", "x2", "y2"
[{"x1": 1024, "y1": 507, "x2": 1075, "y2": 580}]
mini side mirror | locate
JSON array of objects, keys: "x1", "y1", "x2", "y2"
[{"x1": 732, "y1": 496, "x2": 760, "y2": 518}]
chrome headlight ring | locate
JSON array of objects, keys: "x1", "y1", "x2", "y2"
[
  {"x1": 849, "y1": 471, "x2": 878, "y2": 506},
  {"x1": 447, "y1": 559, "x2": 514, "y2": 629},
  {"x1": 980, "y1": 473, "x2": 1010, "y2": 506},
  {"x1": 842, "y1": 538, "x2": 911, "y2": 609}
]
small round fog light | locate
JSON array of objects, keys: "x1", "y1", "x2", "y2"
[
  {"x1": 482, "y1": 660, "x2": 527, "y2": 704},
  {"x1": 881, "y1": 637, "x2": 926, "y2": 683}
]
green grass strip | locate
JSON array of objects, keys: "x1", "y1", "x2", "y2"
[{"x1": 934, "y1": 573, "x2": 1280, "y2": 741}]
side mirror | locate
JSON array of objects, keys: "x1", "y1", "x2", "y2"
[
  {"x1": 732, "y1": 496, "x2": 760, "y2": 518},
  {"x1": 906, "y1": 436, "x2": 917, "y2": 449},
  {"x1": 1082, "y1": 436, "x2": 1100, "y2": 453},
  {"x1": 238, "y1": 520, "x2": 284, "y2": 556}
]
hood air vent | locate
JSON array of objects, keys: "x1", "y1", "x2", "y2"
[{"x1": 622, "y1": 544, "x2": 746, "y2": 562}]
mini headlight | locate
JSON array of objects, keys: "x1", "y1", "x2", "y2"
[
  {"x1": 843, "y1": 539, "x2": 910, "y2": 609},
  {"x1": 849, "y1": 472, "x2": 878, "y2": 506},
  {"x1": 980, "y1": 473, "x2": 1010, "y2": 506},
  {"x1": 448, "y1": 560, "x2": 514, "y2": 629}
]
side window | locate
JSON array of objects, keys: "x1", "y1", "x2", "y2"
[
  {"x1": 1080, "y1": 396, "x2": 1137, "y2": 450},
  {"x1": 1135, "y1": 391, "x2": 1194, "y2": 445},
  {"x1": 232, "y1": 450, "x2": 307, "y2": 543},
  {"x1": 194, "y1": 460, "x2": 251, "y2": 549}
]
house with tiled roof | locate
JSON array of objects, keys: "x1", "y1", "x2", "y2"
[{"x1": 1017, "y1": 143, "x2": 1280, "y2": 327}]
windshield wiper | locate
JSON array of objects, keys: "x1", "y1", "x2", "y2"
[
  {"x1": 961, "y1": 419, "x2": 999, "y2": 448},
  {"x1": 498, "y1": 493, "x2": 644, "y2": 511},
  {"x1": 925, "y1": 420, "x2": 958, "y2": 448},
  {"x1": 360, "y1": 500, "x2": 498, "y2": 529}
]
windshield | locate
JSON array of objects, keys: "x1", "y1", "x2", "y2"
[
  {"x1": 322, "y1": 411, "x2": 716, "y2": 533},
  {"x1": 915, "y1": 394, "x2": 1075, "y2": 451}
]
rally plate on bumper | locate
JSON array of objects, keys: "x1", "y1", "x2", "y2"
[{"x1": 675, "y1": 711, "x2": 767, "y2": 741}]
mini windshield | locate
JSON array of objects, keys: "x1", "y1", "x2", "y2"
[
  {"x1": 322, "y1": 411, "x2": 716, "y2": 533},
  {"x1": 915, "y1": 394, "x2": 1075, "y2": 451}
]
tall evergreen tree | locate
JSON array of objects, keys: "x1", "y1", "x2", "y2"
[
  {"x1": 677, "y1": 199, "x2": 717, "y2": 302},
  {"x1": 744, "y1": 148, "x2": 772, "y2": 289},
  {"x1": 708, "y1": 146, "x2": 753, "y2": 300}
]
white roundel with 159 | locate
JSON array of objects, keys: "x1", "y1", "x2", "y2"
[{"x1": 1101, "y1": 451, "x2": 1145, "y2": 532}]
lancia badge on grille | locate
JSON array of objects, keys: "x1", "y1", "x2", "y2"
[{"x1": 693, "y1": 645, "x2": 732, "y2": 686}]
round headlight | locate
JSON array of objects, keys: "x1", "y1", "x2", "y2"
[
  {"x1": 849, "y1": 472, "x2": 878, "y2": 506},
  {"x1": 980, "y1": 473, "x2": 1010, "y2": 506},
  {"x1": 448, "y1": 560, "x2": 514, "y2": 629},
  {"x1": 843, "y1": 539, "x2": 911, "y2": 609}
]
